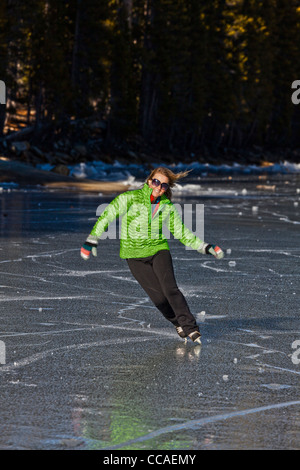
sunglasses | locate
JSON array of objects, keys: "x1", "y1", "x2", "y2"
[{"x1": 151, "y1": 178, "x2": 169, "y2": 191}]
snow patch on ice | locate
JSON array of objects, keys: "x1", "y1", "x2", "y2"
[{"x1": 35, "y1": 159, "x2": 300, "y2": 189}]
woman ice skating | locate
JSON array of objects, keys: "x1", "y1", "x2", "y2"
[{"x1": 80, "y1": 167, "x2": 224, "y2": 344}]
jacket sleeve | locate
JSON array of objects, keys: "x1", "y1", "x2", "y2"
[
  {"x1": 164, "y1": 203, "x2": 207, "y2": 253},
  {"x1": 89, "y1": 192, "x2": 129, "y2": 240}
]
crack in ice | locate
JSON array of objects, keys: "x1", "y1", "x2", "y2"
[{"x1": 103, "y1": 401, "x2": 300, "y2": 449}]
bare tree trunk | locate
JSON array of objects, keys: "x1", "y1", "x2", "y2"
[
  {"x1": 123, "y1": 0, "x2": 133, "y2": 30},
  {"x1": 71, "y1": 0, "x2": 82, "y2": 89},
  {"x1": 139, "y1": 0, "x2": 156, "y2": 141},
  {"x1": 244, "y1": 119, "x2": 257, "y2": 147},
  {"x1": 34, "y1": 84, "x2": 44, "y2": 130},
  {"x1": 0, "y1": 81, "x2": 6, "y2": 135},
  {"x1": 0, "y1": 107, "x2": 6, "y2": 136}
]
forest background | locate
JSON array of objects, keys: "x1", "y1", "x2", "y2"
[{"x1": 1, "y1": 0, "x2": 300, "y2": 169}]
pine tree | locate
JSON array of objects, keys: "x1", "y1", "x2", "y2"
[
  {"x1": 106, "y1": 0, "x2": 138, "y2": 145},
  {"x1": 269, "y1": 0, "x2": 300, "y2": 145},
  {"x1": 1, "y1": 0, "x2": 300, "y2": 156},
  {"x1": 0, "y1": 0, "x2": 9, "y2": 135},
  {"x1": 70, "y1": 0, "x2": 112, "y2": 119}
]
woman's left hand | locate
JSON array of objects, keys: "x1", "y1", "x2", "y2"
[{"x1": 205, "y1": 244, "x2": 224, "y2": 259}]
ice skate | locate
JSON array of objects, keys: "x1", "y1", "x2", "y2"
[{"x1": 188, "y1": 331, "x2": 202, "y2": 345}]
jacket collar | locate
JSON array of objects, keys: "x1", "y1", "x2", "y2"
[{"x1": 143, "y1": 183, "x2": 152, "y2": 196}]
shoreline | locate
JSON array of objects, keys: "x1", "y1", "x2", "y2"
[
  {"x1": 0, "y1": 156, "x2": 299, "y2": 193},
  {"x1": 0, "y1": 158, "x2": 129, "y2": 193}
]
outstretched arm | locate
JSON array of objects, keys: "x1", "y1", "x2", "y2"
[
  {"x1": 165, "y1": 204, "x2": 224, "y2": 259},
  {"x1": 80, "y1": 192, "x2": 129, "y2": 260}
]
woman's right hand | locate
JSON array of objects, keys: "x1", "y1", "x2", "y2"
[{"x1": 80, "y1": 240, "x2": 98, "y2": 260}]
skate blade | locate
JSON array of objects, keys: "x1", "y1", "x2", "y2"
[{"x1": 183, "y1": 337, "x2": 202, "y2": 346}]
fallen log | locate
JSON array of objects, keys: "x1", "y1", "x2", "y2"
[
  {"x1": 0, "y1": 158, "x2": 128, "y2": 193},
  {"x1": 43, "y1": 181, "x2": 129, "y2": 193},
  {"x1": 0, "y1": 126, "x2": 34, "y2": 142}
]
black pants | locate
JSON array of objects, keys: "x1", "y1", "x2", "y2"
[{"x1": 126, "y1": 250, "x2": 199, "y2": 336}]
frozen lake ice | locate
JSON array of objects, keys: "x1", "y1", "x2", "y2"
[{"x1": 0, "y1": 173, "x2": 299, "y2": 450}]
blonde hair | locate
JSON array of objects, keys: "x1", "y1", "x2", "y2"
[{"x1": 146, "y1": 166, "x2": 192, "y2": 200}]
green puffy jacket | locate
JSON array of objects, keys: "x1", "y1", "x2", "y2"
[{"x1": 88, "y1": 183, "x2": 206, "y2": 259}]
